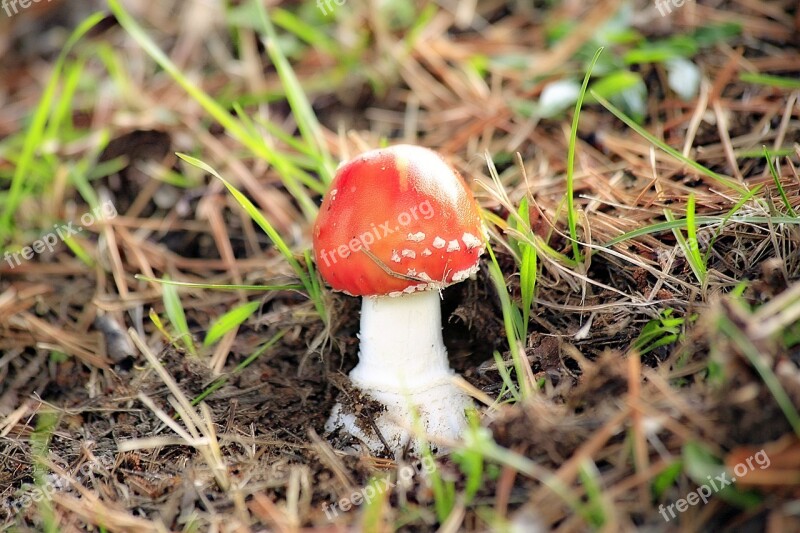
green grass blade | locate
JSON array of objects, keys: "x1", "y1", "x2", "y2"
[
  {"x1": 135, "y1": 275, "x2": 303, "y2": 292},
  {"x1": 162, "y1": 276, "x2": 197, "y2": 357},
  {"x1": 702, "y1": 184, "x2": 763, "y2": 265},
  {"x1": 148, "y1": 308, "x2": 171, "y2": 343},
  {"x1": 662, "y1": 208, "x2": 701, "y2": 283},
  {"x1": 178, "y1": 154, "x2": 300, "y2": 268},
  {"x1": 600, "y1": 213, "x2": 800, "y2": 248},
  {"x1": 303, "y1": 249, "x2": 327, "y2": 325},
  {"x1": 62, "y1": 236, "x2": 95, "y2": 267},
  {"x1": 177, "y1": 154, "x2": 326, "y2": 322},
  {"x1": 565, "y1": 47, "x2": 604, "y2": 262},
  {"x1": 592, "y1": 92, "x2": 748, "y2": 195},
  {"x1": 507, "y1": 198, "x2": 538, "y2": 336},
  {"x1": 192, "y1": 329, "x2": 287, "y2": 405},
  {"x1": 674, "y1": 193, "x2": 707, "y2": 285},
  {"x1": 233, "y1": 329, "x2": 288, "y2": 374},
  {"x1": 492, "y1": 350, "x2": 519, "y2": 402},
  {"x1": 425, "y1": 449, "x2": 456, "y2": 523},
  {"x1": 651, "y1": 460, "x2": 683, "y2": 500},
  {"x1": 460, "y1": 423, "x2": 583, "y2": 512},
  {"x1": 683, "y1": 441, "x2": 762, "y2": 507},
  {"x1": 270, "y1": 7, "x2": 339, "y2": 52},
  {"x1": 107, "y1": 0, "x2": 320, "y2": 219},
  {"x1": 577, "y1": 460, "x2": 607, "y2": 528},
  {"x1": 763, "y1": 146, "x2": 797, "y2": 217},
  {"x1": 45, "y1": 56, "x2": 85, "y2": 138},
  {"x1": 739, "y1": 72, "x2": 800, "y2": 89},
  {"x1": 451, "y1": 413, "x2": 485, "y2": 503},
  {"x1": 203, "y1": 301, "x2": 261, "y2": 346},
  {"x1": 360, "y1": 477, "x2": 390, "y2": 531},
  {"x1": 519, "y1": 241, "x2": 537, "y2": 336},
  {"x1": 0, "y1": 12, "x2": 105, "y2": 241},
  {"x1": 736, "y1": 147, "x2": 795, "y2": 158},
  {"x1": 632, "y1": 310, "x2": 684, "y2": 355},
  {"x1": 684, "y1": 195, "x2": 702, "y2": 268},
  {"x1": 30, "y1": 412, "x2": 59, "y2": 533},
  {"x1": 68, "y1": 130, "x2": 111, "y2": 210},
  {"x1": 486, "y1": 242, "x2": 531, "y2": 399},
  {"x1": 255, "y1": 1, "x2": 336, "y2": 184},
  {"x1": 485, "y1": 209, "x2": 577, "y2": 267},
  {"x1": 718, "y1": 313, "x2": 800, "y2": 437}
]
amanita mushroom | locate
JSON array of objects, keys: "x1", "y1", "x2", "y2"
[{"x1": 312, "y1": 144, "x2": 485, "y2": 456}]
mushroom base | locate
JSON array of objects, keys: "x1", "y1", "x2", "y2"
[
  {"x1": 325, "y1": 290, "x2": 474, "y2": 457},
  {"x1": 325, "y1": 379, "x2": 473, "y2": 456}
]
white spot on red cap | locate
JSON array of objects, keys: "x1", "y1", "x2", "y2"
[
  {"x1": 432, "y1": 237, "x2": 446, "y2": 249},
  {"x1": 421, "y1": 248, "x2": 432, "y2": 256},
  {"x1": 401, "y1": 249, "x2": 416, "y2": 259},
  {"x1": 391, "y1": 250, "x2": 401, "y2": 263},
  {"x1": 446, "y1": 240, "x2": 461, "y2": 252},
  {"x1": 462, "y1": 232, "x2": 481, "y2": 249},
  {"x1": 389, "y1": 281, "x2": 435, "y2": 297},
  {"x1": 452, "y1": 265, "x2": 478, "y2": 282},
  {"x1": 407, "y1": 232, "x2": 425, "y2": 242}
]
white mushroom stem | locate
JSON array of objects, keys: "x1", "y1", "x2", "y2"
[{"x1": 326, "y1": 289, "x2": 473, "y2": 456}]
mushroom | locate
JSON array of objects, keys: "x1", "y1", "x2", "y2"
[{"x1": 313, "y1": 144, "x2": 485, "y2": 456}]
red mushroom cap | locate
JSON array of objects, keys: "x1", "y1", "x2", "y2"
[{"x1": 313, "y1": 145, "x2": 484, "y2": 297}]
